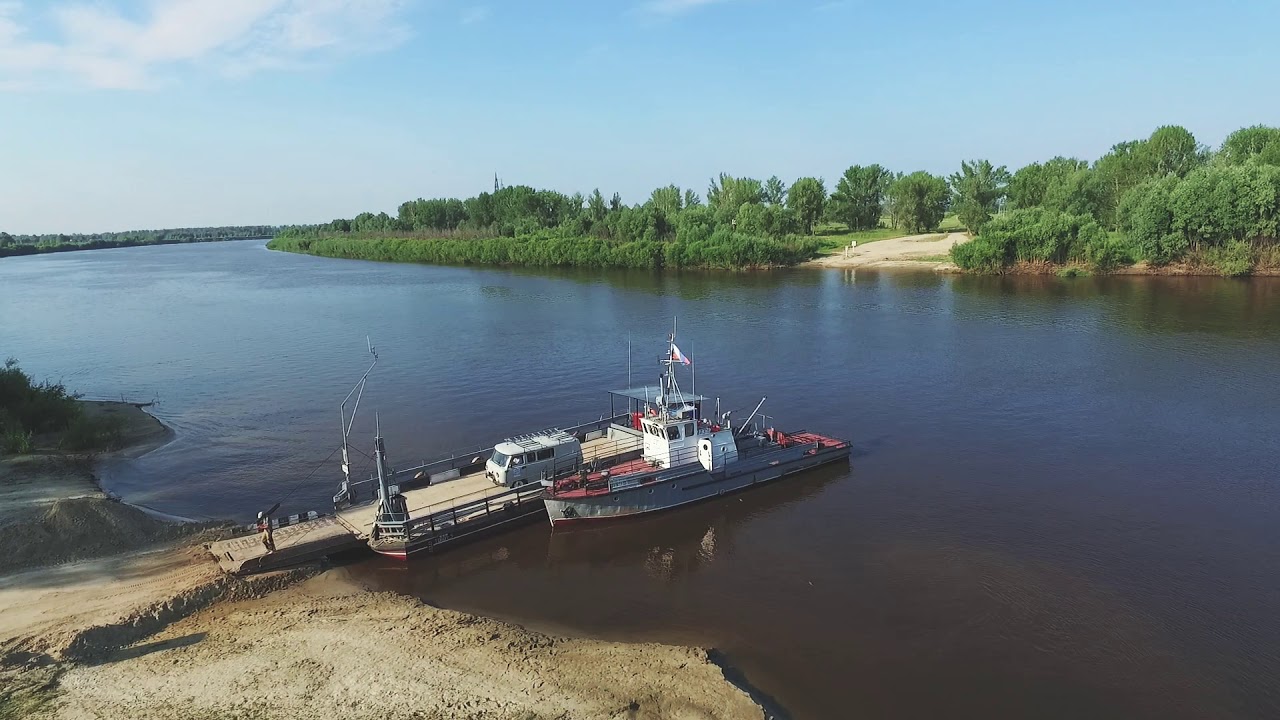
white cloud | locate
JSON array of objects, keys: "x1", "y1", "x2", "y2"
[
  {"x1": 638, "y1": 0, "x2": 734, "y2": 17},
  {"x1": 0, "y1": 0, "x2": 410, "y2": 91},
  {"x1": 460, "y1": 5, "x2": 490, "y2": 25}
]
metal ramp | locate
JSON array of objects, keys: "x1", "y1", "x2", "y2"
[{"x1": 207, "y1": 515, "x2": 363, "y2": 575}]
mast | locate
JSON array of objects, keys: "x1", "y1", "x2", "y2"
[
  {"x1": 340, "y1": 338, "x2": 378, "y2": 493},
  {"x1": 373, "y1": 413, "x2": 393, "y2": 521}
]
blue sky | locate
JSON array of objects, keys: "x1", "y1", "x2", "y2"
[{"x1": 1, "y1": 0, "x2": 1277, "y2": 234}]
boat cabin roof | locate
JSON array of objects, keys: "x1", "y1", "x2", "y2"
[{"x1": 610, "y1": 387, "x2": 709, "y2": 405}]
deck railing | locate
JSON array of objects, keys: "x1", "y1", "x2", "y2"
[{"x1": 372, "y1": 482, "x2": 546, "y2": 542}]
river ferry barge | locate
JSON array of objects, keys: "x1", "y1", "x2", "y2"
[{"x1": 542, "y1": 334, "x2": 851, "y2": 526}]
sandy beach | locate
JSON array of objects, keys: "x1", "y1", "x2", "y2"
[
  {"x1": 804, "y1": 232, "x2": 970, "y2": 270},
  {"x1": 0, "y1": 402, "x2": 769, "y2": 719}
]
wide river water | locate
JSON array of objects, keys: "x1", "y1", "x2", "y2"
[{"x1": 2, "y1": 240, "x2": 1278, "y2": 718}]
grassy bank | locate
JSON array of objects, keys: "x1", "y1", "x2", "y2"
[{"x1": 269, "y1": 228, "x2": 821, "y2": 270}]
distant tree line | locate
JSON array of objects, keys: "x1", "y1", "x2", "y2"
[
  {"x1": 950, "y1": 124, "x2": 1280, "y2": 275},
  {"x1": 0, "y1": 226, "x2": 278, "y2": 259},
  {"x1": 272, "y1": 166, "x2": 959, "y2": 269}
]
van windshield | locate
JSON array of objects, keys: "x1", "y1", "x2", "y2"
[{"x1": 491, "y1": 450, "x2": 509, "y2": 467}]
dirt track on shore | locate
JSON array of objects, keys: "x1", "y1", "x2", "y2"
[{"x1": 805, "y1": 232, "x2": 969, "y2": 270}]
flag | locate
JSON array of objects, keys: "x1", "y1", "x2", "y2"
[{"x1": 671, "y1": 344, "x2": 692, "y2": 365}]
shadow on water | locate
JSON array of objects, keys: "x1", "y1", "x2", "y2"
[
  {"x1": 504, "y1": 265, "x2": 823, "y2": 300},
  {"x1": 949, "y1": 273, "x2": 1280, "y2": 338},
  {"x1": 351, "y1": 462, "x2": 848, "y2": 598}
]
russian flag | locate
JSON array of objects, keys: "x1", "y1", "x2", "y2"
[{"x1": 671, "y1": 344, "x2": 692, "y2": 365}]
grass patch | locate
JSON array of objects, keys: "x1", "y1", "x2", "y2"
[
  {"x1": 907, "y1": 254, "x2": 950, "y2": 262},
  {"x1": 938, "y1": 214, "x2": 967, "y2": 232}
]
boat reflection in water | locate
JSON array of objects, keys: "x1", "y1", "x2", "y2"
[{"x1": 349, "y1": 461, "x2": 850, "y2": 617}]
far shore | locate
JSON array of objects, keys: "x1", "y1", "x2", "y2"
[{"x1": 0, "y1": 401, "x2": 771, "y2": 719}]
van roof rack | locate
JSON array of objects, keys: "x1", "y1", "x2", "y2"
[{"x1": 502, "y1": 428, "x2": 574, "y2": 449}]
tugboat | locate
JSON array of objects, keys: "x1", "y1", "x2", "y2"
[{"x1": 542, "y1": 332, "x2": 851, "y2": 527}]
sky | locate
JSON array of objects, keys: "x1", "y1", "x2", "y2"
[{"x1": 1, "y1": 0, "x2": 1278, "y2": 234}]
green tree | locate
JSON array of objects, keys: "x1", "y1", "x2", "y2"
[
  {"x1": 889, "y1": 172, "x2": 949, "y2": 233},
  {"x1": 786, "y1": 177, "x2": 826, "y2": 234},
  {"x1": 1042, "y1": 168, "x2": 1104, "y2": 219},
  {"x1": 1008, "y1": 157, "x2": 1088, "y2": 209},
  {"x1": 708, "y1": 174, "x2": 764, "y2": 224},
  {"x1": 1094, "y1": 140, "x2": 1155, "y2": 228},
  {"x1": 587, "y1": 189, "x2": 607, "y2": 222},
  {"x1": 763, "y1": 176, "x2": 787, "y2": 205},
  {"x1": 649, "y1": 185, "x2": 683, "y2": 218},
  {"x1": 829, "y1": 164, "x2": 891, "y2": 231},
  {"x1": 1147, "y1": 125, "x2": 1206, "y2": 178},
  {"x1": 1219, "y1": 125, "x2": 1280, "y2": 166},
  {"x1": 684, "y1": 189, "x2": 702, "y2": 208},
  {"x1": 735, "y1": 202, "x2": 767, "y2": 235},
  {"x1": 948, "y1": 160, "x2": 1010, "y2": 234},
  {"x1": 1118, "y1": 175, "x2": 1182, "y2": 264}
]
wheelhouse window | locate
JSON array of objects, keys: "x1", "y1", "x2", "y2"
[
  {"x1": 667, "y1": 425, "x2": 681, "y2": 440},
  {"x1": 685, "y1": 423, "x2": 695, "y2": 436}
]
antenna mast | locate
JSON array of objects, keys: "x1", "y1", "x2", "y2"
[{"x1": 340, "y1": 337, "x2": 378, "y2": 491}]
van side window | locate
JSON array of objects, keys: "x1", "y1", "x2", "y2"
[
  {"x1": 524, "y1": 452, "x2": 536, "y2": 463},
  {"x1": 536, "y1": 449, "x2": 553, "y2": 461}
]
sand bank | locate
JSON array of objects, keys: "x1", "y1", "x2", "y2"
[{"x1": 804, "y1": 232, "x2": 970, "y2": 271}]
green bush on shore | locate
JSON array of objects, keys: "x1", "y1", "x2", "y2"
[{"x1": 0, "y1": 359, "x2": 120, "y2": 455}]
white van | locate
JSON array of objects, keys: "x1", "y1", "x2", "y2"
[{"x1": 486, "y1": 430, "x2": 583, "y2": 487}]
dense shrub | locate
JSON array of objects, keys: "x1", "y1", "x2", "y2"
[
  {"x1": 950, "y1": 208, "x2": 1125, "y2": 273},
  {"x1": 0, "y1": 359, "x2": 80, "y2": 436},
  {"x1": 1204, "y1": 240, "x2": 1253, "y2": 277}
]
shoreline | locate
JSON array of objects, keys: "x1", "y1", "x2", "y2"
[{"x1": 0, "y1": 401, "x2": 772, "y2": 719}]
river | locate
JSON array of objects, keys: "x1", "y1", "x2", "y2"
[{"x1": 1, "y1": 239, "x2": 1278, "y2": 719}]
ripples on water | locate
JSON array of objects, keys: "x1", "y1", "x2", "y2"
[{"x1": 2, "y1": 241, "x2": 1278, "y2": 718}]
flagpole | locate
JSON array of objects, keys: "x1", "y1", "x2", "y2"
[
  {"x1": 691, "y1": 337, "x2": 696, "y2": 402},
  {"x1": 627, "y1": 333, "x2": 631, "y2": 389}
]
